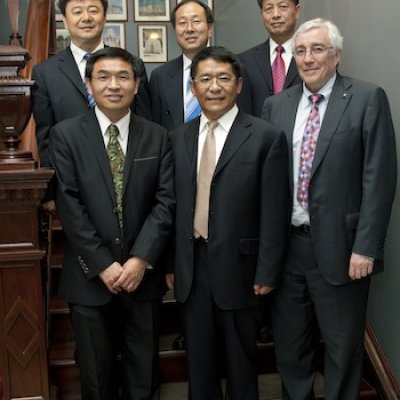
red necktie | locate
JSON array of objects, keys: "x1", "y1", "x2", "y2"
[
  {"x1": 272, "y1": 45, "x2": 286, "y2": 94},
  {"x1": 297, "y1": 94, "x2": 324, "y2": 210}
]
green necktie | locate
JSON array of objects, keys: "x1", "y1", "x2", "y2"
[{"x1": 107, "y1": 124, "x2": 125, "y2": 229}]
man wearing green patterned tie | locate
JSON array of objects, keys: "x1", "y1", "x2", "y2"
[{"x1": 49, "y1": 47, "x2": 175, "y2": 400}]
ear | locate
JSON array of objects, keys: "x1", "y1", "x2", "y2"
[
  {"x1": 86, "y1": 79, "x2": 93, "y2": 95},
  {"x1": 190, "y1": 80, "x2": 197, "y2": 97},
  {"x1": 133, "y1": 77, "x2": 140, "y2": 95},
  {"x1": 236, "y1": 77, "x2": 243, "y2": 95}
]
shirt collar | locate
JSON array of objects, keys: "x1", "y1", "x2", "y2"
[
  {"x1": 302, "y1": 73, "x2": 337, "y2": 103},
  {"x1": 199, "y1": 105, "x2": 239, "y2": 133},
  {"x1": 269, "y1": 37, "x2": 294, "y2": 57},
  {"x1": 95, "y1": 107, "x2": 131, "y2": 142},
  {"x1": 70, "y1": 41, "x2": 105, "y2": 64}
]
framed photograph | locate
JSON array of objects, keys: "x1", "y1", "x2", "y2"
[
  {"x1": 138, "y1": 24, "x2": 167, "y2": 63},
  {"x1": 107, "y1": 0, "x2": 128, "y2": 21},
  {"x1": 102, "y1": 23, "x2": 125, "y2": 48},
  {"x1": 54, "y1": 0, "x2": 63, "y2": 21},
  {"x1": 55, "y1": 29, "x2": 71, "y2": 53},
  {"x1": 134, "y1": 0, "x2": 170, "y2": 22},
  {"x1": 176, "y1": 0, "x2": 213, "y2": 9}
]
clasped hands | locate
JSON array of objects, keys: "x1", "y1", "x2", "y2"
[{"x1": 99, "y1": 257, "x2": 148, "y2": 294}]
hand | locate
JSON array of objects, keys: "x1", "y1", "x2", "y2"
[
  {"x1": 348, "y1": 252, "x2": 374, "y2": 280},
  {"x1": 99, "y1": 262, "x2": 123, "y2": 294},
  {"x1": 42, "y1": 200, "x2": 56, "y2": 214},
  {"x1": 165, "y1": 273, "x2": 174, "y2": 290},
  {"x1": 254, "y1": 284, "x2": 274, "y2": 296},
  {"x1": 113, "y1": 257, "x2": 148, "y2": 293}
]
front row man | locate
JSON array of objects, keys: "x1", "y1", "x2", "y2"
[
  {"x1": 168, "y1": 46, "x2": 289, "y2": 400},
  {"x1": 50, "y1": 47, "x2": 174, "y2": 400},
  {"x1": 262, "y1": 19, "x2": 397, "y2": 399}
]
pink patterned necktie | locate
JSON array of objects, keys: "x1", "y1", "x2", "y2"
[
  {"x1": 272, "y1": 45, "x2": 286, "y2": 94},
  {"x1": 297, "y1": 94, "x2": 324, "y2": 210}
]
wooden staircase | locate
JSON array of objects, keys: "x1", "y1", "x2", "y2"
[{"x1": 42, "y1": 214, "x2": 383, "y2": 400}]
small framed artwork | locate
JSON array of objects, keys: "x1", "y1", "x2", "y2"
[
  {"x1": 107, "y1": 0, "x2": 128, "y2": 21},
  {"x1": 56, "y1": 29, "x2": 71, "y2": 53},
  {"x1": 54, "y1": 0, "x2": 63, "y2": 21},
  {"x1": 134, "y1": 0, "x2": 170, "y2": 22},
  {"x1": 102, "y1": 23, "x2": 125, "y2": 48},
  {"x1": 176, "y1": 0, "x2": 213, "y2": 9},
  {"x1": 138, "y1": 24, "x2": 167, "y2": 63}
]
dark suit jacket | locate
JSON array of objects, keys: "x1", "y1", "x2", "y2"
[
  {"x1": 238, "y1": 39, "x2": 300, "y2": 118},
  {"x1": 32, "y1": 47, "x2": 152, "y2": 167},
  {"x1": 170, "y1": 111, "x2": 290, "y2": 310},
  {"x1": 49, "y1": 111, "x2": 175, "y2": 306},
  {"x1": 262, "y1": 74, "x2": 397, "y2": 285},
  {"x1": 150, "y1": 56, "x2": 184, "y2": 131}
]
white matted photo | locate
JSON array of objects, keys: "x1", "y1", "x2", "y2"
[
  {"x1": 107, "y1": 0, "x2": 128, "y2": 21},
  {"x1": 55, "y1": 0, "x2": 63, "y2": 21},
  {"x1": 56, "y1": 29, "x2": 71, "y2": 53},
  {"x1": 138, "y1": 24, "x2": 167, "y2": 63},
  {"x1": 134, "y1": 0, "x2": 170, "y2": 22},
  {"x1": 102, "y1": 23, "x2": 125, "y2": 48},
  {"x1": 176, "y1": 0, "x2": 213, "y2": 9}
]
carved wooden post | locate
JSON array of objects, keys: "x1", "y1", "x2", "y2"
[{"x1": 0, "y1": 46, "x2": 53, "y2": 400}]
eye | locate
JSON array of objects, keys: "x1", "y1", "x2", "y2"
[
  {"x1": 312, "y1": 45, "x2": 326, "y2": 54},
  {"x1": 218, "y1": 75, "x2": 231, "y2": 83},
  {"x1": 199, "y1": 76, "x2": 211, "y2": 83},
  {"x1": 295, "y1": 48, "x2": 306, "y2": 57}
]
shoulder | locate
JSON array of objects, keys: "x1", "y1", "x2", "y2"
[
  {"x1": 151, "y1": 56, "x2": 182, "y2": 77},
  {"x1": 238, "y1": 40, "x2": 268, "y2": 60},
  {"x1": 134, "y1": 115, "x2": 167, "y2": 135},
  {"x1": 239, "y1": 111, "x2": 282, "y2": 135},
  {"x1": 33, "y1": 48, "x2": 68, "y2": 73}
]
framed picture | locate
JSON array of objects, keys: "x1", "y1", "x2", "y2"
[
  {"x1": 54, "y1": 0, "x2": 63, "y2": 21},
  {"x1": 55, "y1": 29, "x2": 71, "y2": 53},
  {"x1": 176, "y1": 0, "x2": 213, "y2": 9},
  {"x1": 102, "y1": 23, "x2": 125, "y2": 48},
  {"x1": 107, "y1": 0, "x2": 128, "y2": 20},
  {"x1": 138, "y1": 24, "x2": 167, "y2": 63},
  {"x1": 134, "y1": 0, "x2": 170, "y2": 22}
]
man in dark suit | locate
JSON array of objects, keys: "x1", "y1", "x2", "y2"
[
  {"x1": 49, "y1": 47, "x2": 174, "y2": 400},
  {"x1": 262, "y1": 18, "x2": 397, "y2": 399},
  {"x1": 33, "y1": 0, "x2": 152, "y2": 170},
  {"x1": 238, "y1": 0, "x2": 301, "y2": 117},
  {"x1": 168, "y1": 46, "x2": 289, "y2": 400},
  {"x1": 150, "y1": 0, "x2": 214, "y2": 130}
]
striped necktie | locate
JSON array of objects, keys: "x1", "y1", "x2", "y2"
[
  {"x1": 83, "y1": 53, "x2": 96, "y2": 108},
  {"x1": 272, "y1": 45, "x2": 286, "y2": 94},
  {"x1": 184, "y1": 71, "x2": 201, "y2": 122}
]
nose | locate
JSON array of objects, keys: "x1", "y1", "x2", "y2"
[
  {"x1": 303, "y1": 49, "x2": 315, "y2": 62},
  {"x1": 81, "y1": 9, "x2": 93, "y2": 20},
  {"x1": 185, "y1": 21, "x2": 195, "y2": 31},
  {"x1": 271, "y1": 6, "x2": 281, "y2": 18},
  {"x1": 108, "y1": 76, "x2": 121, "y2": 88},
  {"x1": 209, "y1": 77, "x2": 221, "y2": 90}
]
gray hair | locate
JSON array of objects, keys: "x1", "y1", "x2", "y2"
[{"x1": 293, "y1": 18, "x2": 343, "y2": 52}]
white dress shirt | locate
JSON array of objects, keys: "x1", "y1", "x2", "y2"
[{"x1": 70, "y1": 41, "x2": 105, "y2": 82}]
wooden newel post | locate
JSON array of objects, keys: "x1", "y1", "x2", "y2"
[{"x1": 0, "y1": 46, "x2": 53, "y2": 400}]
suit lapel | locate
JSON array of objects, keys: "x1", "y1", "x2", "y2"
[
  {"x1": 58, "y1": 47, "x2": 88, "y2": 99},
  {"x1": 184, "y1": 118, "x2": 200, "y2": 184},
  {"x1": 311, "y1": 75, "x2": 352, "y2": 177},
  {"x1": 284, "y1": 58, "x2": 299, "y2": 88},
  {"x1": 82, "y1": 112, "x2": 115, "y2": 202},
  {"x1": 165, "y1": 57, "x2": 184, "y2": 126},
  {"x1": 254, "y1": 40, "x2": 273, "y2": 93},
  {"x1": 214, "y1": 112, "x2": 252, "y2": 177}
]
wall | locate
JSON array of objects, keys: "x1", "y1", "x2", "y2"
[{"x1": 1, "y1": 0, "x2": 399, "y2": 383}]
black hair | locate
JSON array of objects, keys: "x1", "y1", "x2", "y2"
[
  {"x1": 85, "y1": 47, "x2": 138, "y2": 79},
  {"x1": 171, "y1": 0, "x2": 214, "y2": 28},
  {"x1": 191, "y1": 46, "x2": 242, "y2": 79},
  {"x1": 57, "y1": 0, "x2": 108, "y2": 16},
  {"x1": 256, "y1": 0, "x2": 299, "y2": 8}
]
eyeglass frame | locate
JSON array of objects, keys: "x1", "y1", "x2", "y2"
[
  {"x1": 90, "y1": 72, "x2": 137, "y2": 84},
  {"x1": 293, "y1": 44, "x2": 336, "y2": 58},
  {"x1": 192, "y1": 74, "x2": 238, "y2": 88}
]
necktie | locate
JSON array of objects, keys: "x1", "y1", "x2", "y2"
[
  {"x1": 297, "y1": 94, "x2": 324, "y2": 210},
  {"x1": 83, "y1": 53, "x2": 96, "y2": 108},
  {"x1": 272, "y1": 45, "x2": 286, "y2": 94},
  {"x1": 184, "y1": 71, "x2": 202, "y2": 122},
  {"x1": 107, "y1": 124, "x2": 125, "y2": 229},
  {"x1": 193, "y1": 120, "x2": 218, "y2": 239}
]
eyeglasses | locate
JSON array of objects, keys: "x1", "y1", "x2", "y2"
[
  {"x1": 176, "y1": 19, "x2": 206, "y2": 29},
  {"x1": 293, "y1": 45, "x2": 335, "y2": 58},
  {"x1": 192, "y1": 75, "x2": 237, "y2": 88},
  {"x1": 91, "y1": 73, "x2": 135, "y2": 84}
]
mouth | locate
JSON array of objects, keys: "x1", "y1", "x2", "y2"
[
  {"x1": 185, "y1": 36, "x2": 198, "y2": 43},
  {"x1": 106, "y1": 94, "x2": 123, "y2": 102},
  {"x1": 207, "y1": 97, "x2": 224, "y2": 103}
]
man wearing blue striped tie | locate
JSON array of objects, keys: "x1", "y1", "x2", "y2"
[{"x1": 150, "y1": 0, "x2": 214, "y2": 130}]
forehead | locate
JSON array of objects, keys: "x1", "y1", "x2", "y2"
[
  {"x1": 262, "y1": 0, "x2": 295, "y2": 7},
  {"x1": 295, "y1": 27, "x2": 330, "y2": 46},
  {"x1": 176, "y1": 2, "x2": 206, "y2": 19},
  {"x1": 92, "y1": 57, "x2": 132, "y2": 72},
  {"x1": 195, "y1": 58, "x2": 234, "y2": 74},
  {"x1": 66, "y1": 0, "x2": 105, "y2": 10}
]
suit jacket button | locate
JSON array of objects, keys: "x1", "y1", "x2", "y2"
[{"x1": 114, "y1": 237, "x2": 122, "y2": 245}]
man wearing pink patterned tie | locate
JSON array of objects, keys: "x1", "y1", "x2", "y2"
[
  {"x1": 262, "y1": 18, "x2": 397, "y2": 400},
  {"x1": 238, "y1": 0, "x2": 301, "y2": 117}
]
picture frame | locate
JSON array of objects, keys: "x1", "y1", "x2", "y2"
[
  {"x1": 102, "y1": 23, "x2": 126, "y2": 48},
  {"x1": 107, "y1": 0, "x2": 128, "y2": 21},
  {"x1": 138, "y1": 24, "x2": 168, "y2": 63},
  {"x1": 176, "y1": 0, "x2": 213, "y2": 9},
  {"x1": 55, "y1": 28, "x2": 71, "y2": 53},
  {"x1": 54, "y1": 0, "x2": 63, "y2": 21},
  {"x1": 134, "y1": 0, "x2": 170, "y2": 22}
]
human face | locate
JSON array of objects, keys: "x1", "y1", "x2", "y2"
[
  {"x1": 191, "y1": 58, "x2": 243, "y2": 121},
  {"x1": 261, "y1": 0, "x2": 300, "y2": 44},
  {"x1": 174, "y1": 2, "x2": 213, "y2": 59},
  {"x1": 294, "y1": 27, "x2": 341, "y2": 93},
  {"x1": 63, "y1": 0, "x2": 106, "y2": 51},
  {"x1": 87, "y1": 57, "x2": 139, "y2": 122}
]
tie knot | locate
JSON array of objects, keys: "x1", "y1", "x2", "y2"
[
  {"x1": 108, "y1": 124, "x2": 119, "y2": 138},
  {"x1": 208, "y1": 120, "x2": 218, "y2": 131},
  {"x1": 83, "y1": 52, "x2": 92, "y2": 61},
  {"x1": 276, "y1": 45, "x2": 285, "y2": 55},
  {"x1": 309, "y1": 94, "x2": 324, "y2": 106}
]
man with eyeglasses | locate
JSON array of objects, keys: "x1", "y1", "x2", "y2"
[
  {"x1": 149, "y1": 0, "x2": 214, "y2": 130},
  {"x1": 237, "y1": 0, "x2": 301, "y2": 118},
  {"x1": 168, "y1": 46, "x2": 289, "y2": 399},
  {"x1": 49, "y1": 47, "x2": 174, "y2": 400},
  {"x1": 262, "y1": 18, "x2": 397, "y2": 399}
]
